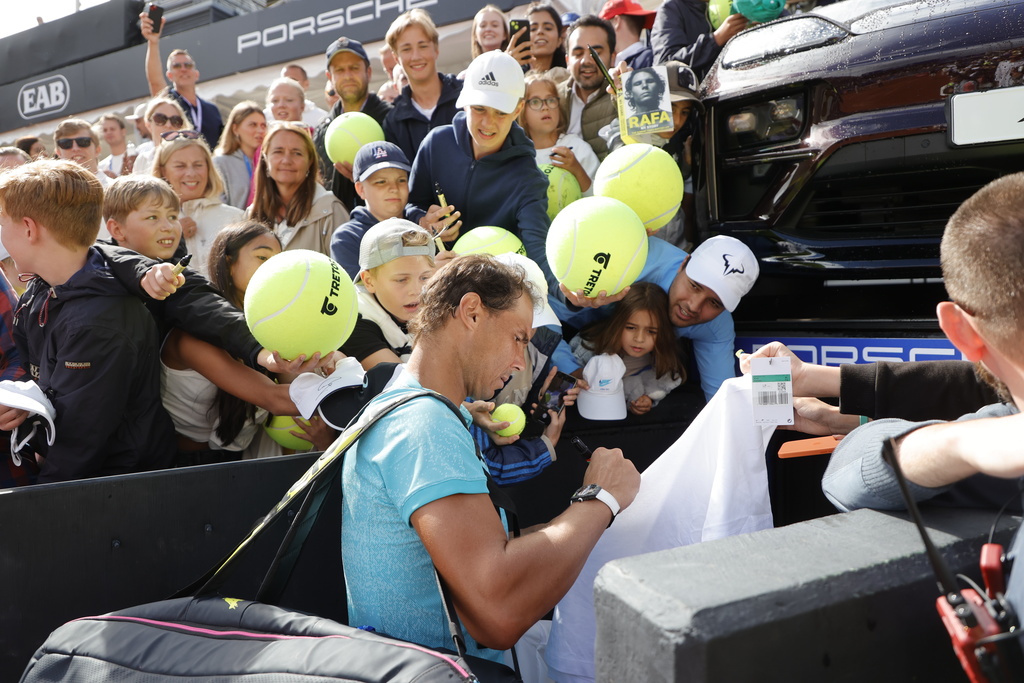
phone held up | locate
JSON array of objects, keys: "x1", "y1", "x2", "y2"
[
  {"x1": 146, "y1": 3, "x2": 163, "y2": 34},
  {"x1": 521, "y1": 371, "x2": 578, "y2": 438},
  {"x1": 509, "y1": 19, "x2": 531, "y2": 48}
]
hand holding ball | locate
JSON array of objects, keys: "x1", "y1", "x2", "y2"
[
  {"x1": 325, "y1": 112, "x2": 385, "y2": 166},
  {"x1": 244, "y1": 250, "x2": 358, "y2": 361},
  {"x1": 492, "y1": 404, "x2": 526, "y2": 437},
  {"x1": 545, "y1": 196, "x2": 649, "y2": 297}
]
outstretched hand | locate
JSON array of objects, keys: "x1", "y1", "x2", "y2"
[{"x1": 559, "y1": 283, "x2": 629, "y2": 309}]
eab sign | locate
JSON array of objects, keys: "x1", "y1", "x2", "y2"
[{"x1": 18, "y1": 76, "x2": 70, "y2": 120}]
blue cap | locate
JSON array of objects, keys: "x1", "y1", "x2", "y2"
[
  {"x1": 325, "y1": 36, "x2": 370, "y2": 68},
  {"x1": 352, "y1": 141, "x2": 411, "y2": 182}
]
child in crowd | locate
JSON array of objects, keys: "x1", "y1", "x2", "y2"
[
  {"x1": 161, "y1": 220, "x2": 333, "y2": 464},
  {"x1": 341, "y1": 218, "x2": 436, "y2": 370},
  {"x1": 104, "y1": 175, "x2": 183, "y2": 262},
  {"x1": 570, "y1": 282, "x2": 684, "y2": 415},
  {"x1": 519, "y1": 73, "x2": 599, "y2": 195},
  {"x1": 0, "y1": 160, "x2": 176, "y2": 482},
  {"x1": 330, "y1": 142, "x2": 438, "y2": 279},
  {"x1": 154, "y1": 134, "x2": 244, "y2": 276}
]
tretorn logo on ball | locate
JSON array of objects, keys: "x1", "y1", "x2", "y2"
[
  {"x1": 320, "y1": 260, "x2": 343, "y2": 315},
  {"x1": 582, "y1": 252, "x2": 612, "y2": 296}
]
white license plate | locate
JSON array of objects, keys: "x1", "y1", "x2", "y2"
[{"x1": 949, "y1": 84, "x2": 1024, "y2": 146}]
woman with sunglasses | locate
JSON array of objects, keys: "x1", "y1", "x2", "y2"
[
  {"x1": 132, "y1": 97, "x2": 193, "y2": 177},
  {"x1": 213, "y1": 101, "x2": 267, "y2": 210},
  {"x1": 155, "y1": 135, "x2": 244, "y2": 276},
  {"x1": 248, "y1": 122, "x2": 347, "y2": 256},
  {"x1": 518, "y1": 73, "x2": 598, "y2": 195}
]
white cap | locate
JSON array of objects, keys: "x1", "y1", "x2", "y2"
[
  {"x1": 358, "y1": 217, "x2": 436, "y2": 273},
  {"x1": 685, "y1": 236, "x2": 759, "y2": 312},
  {"x1": 456, "y1": 51, "x2": 525, "y2": 114},
  {"x1": 494, "y1": 252, "x2": 560, "y2": 329},
  {"x1": 577, "y1": 353, "x2": 627, "y2": 420}
]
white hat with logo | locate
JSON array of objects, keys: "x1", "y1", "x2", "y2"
[
  {"x1": 456, "y1": 51, "x2": 525, "y2": 115},
  {"x1": 685, "y1": 235, "x2": 759, "y2": 312},
  {"x1": 577, "y1": 353, "x2": 627, "y2": 420}
]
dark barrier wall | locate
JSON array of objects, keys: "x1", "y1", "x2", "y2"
[
  {"x1": 0, "y1": 0, "x2": 494, "y2": 133},
  {"x1": 0, "y1": 0, "x2": 145, "y2": 88},
  {"x1": 594, "y1": 508, "x2": 1021, "y2": 682},
  {"x1": 0, "y1": 454, "x2": 344, "y2": 682}
]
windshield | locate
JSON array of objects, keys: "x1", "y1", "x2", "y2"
[{"x1": 721, "y1": 16, "x2": 846, "y2": 69}]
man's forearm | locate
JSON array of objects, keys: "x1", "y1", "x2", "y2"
[{"x1": 898, "y1": 412, "x2": 1024, "y2": 487}]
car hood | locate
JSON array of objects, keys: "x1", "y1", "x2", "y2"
[{"x1": 702, "y1": 0, "x2": 1024, "y2": 105}]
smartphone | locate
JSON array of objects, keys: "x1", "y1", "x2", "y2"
[
  {"x1": 146, "y1": 3, "x2": 164, "y2": 34},
  {"x1": 588, "y1": 44, "x2": 617, "y2": 94},
  {"x1": 534, "y1": 371, "x2": 578, "y2": 417},
  {"x1": 510, "y1": 19, "x2": 531, "y2": 48}
]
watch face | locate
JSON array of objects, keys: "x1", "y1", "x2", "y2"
[{"x1": 573, "y1": 484, "x2": 600, "y2": 499}]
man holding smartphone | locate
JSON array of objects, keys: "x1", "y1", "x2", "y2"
[
  {"x1": 558, "y1": 15, "x2": 617, "y2": 160},
  {"x1": 139, "y1": 7, "x2": 224, "y2": 148}
]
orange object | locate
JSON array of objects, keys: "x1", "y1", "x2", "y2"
[{"x1": 778, "y1": 435, "x2": 840, "y2": 458}]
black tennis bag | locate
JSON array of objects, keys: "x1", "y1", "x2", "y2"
[{"x1": 20, "y1": 391, "x2": 521, "y2": 683}]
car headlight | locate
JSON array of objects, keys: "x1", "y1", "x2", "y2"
[{"x1": 723, "y1": 95, "x2": 805, "y2": 151}]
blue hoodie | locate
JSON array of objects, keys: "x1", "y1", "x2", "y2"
[
  {"x1": 331, "y1": 204, "x2": 422, "y2": 280},
  {"x1": 408, "y1": 111, "x2": 555, "y2": 292}
]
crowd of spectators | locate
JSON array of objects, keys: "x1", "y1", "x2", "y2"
[{"x1": 3, "y1": 3, "x2": 1023, "y2": 683}]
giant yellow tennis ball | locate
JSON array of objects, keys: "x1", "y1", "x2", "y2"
[
  {"x1": 453, "y1": 226, "x2": 526, "y2": 257},
  {"x1": 325, "y1": 112, "x2": 385, "y2": 165},
  {"x1": 594, "y1": 144, "x2": 683, "y2": 233},
  {"x1": 264, "y1": 415, "x2": 314, "y2": 451},
  {"x1": 244, "y1": 249, "x2": 358, "y2": 361},
  {"x1": 545, "y1": 196, "x2": 648, "y2": 297},
  {"x1": 493, "y1": 403, "x2": 526, "y2": 437},
  {"x1": 539, "y1": 164, "x2": 582, "y2": 221}
]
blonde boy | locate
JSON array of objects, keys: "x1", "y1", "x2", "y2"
[
  {"x1": 341, "y1": 218, "x2": 436, "y2": 370},
  {"x1": 104, "y1": 175, "x2": 183, "y2": 261},
  {"x1": 0, "y1": 160, "x2": 175, "y2": 483}
]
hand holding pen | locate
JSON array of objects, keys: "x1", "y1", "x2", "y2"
[{"x1": 140, "y1": 254, "x2": 190, "y2": 301}]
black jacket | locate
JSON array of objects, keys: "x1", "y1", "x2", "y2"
[
  {"x1": 14, "y1": 248, "x2": 176, "y2": 482},
  {"x1": 383, "y1": 73, "x2": 463, "y2": 161},
  {"x1": 96, "y1": 244, "x2": 262, "y2": 367},
  {"x1": 651, "y1": 0, "x2": 723, "y2": 80},
  {"x1": 313, "y1": 94, "x2": 393, "y2": 212}
]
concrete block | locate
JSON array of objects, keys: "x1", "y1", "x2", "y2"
[{"x1": 595, "y1": 508, "x2": 1019, "y2": 682}]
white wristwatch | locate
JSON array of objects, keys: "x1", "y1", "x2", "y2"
[{"x1": 570, "y1": 484, "x2": 620, "y2": 525}]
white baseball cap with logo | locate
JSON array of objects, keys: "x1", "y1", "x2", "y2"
[
  {"x1": 456, "y1": 51, "x2": 525, "y2": 115},
  {"x1": 684, "y1": 235, "x2": 760, "y2": 312},
  {"x1": 577, "y1": 353, "x2": 627, "y2": 420}
]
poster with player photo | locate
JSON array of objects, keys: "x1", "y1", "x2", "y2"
[{"x1": 620, "y1": 65, "x2": 674, "y2": 138}]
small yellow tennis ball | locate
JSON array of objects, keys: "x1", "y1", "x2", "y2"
[
  {"x1": 594, "y1": 144, "x2": 684, "y2": 232},
  {"x1": 325, "y1": 112, "x2": 385, "y2": 165},
  {"x1": 453, "y1": 226, "x2": 526, "y2": 257},
  {"x1": 243, "y1": 250, "x2": 358, "y2": 361},
  {"x1": 539, "y1": 163, "x2": 582, "y2": 221},
  {"x1": 545, "y1": 196, "x2": 649, "y2": 297},
  {"x1": 264, "y1": 415, "x2": 314, "y2": 451},
  {"x1": 493, "y1": 404, "x2": 526, "y2": 437}
]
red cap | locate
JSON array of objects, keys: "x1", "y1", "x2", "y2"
[{"x1": 598, "y1": 0, "x2": 656, "y2": 30}]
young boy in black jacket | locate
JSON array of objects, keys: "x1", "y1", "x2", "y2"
[{"x1": 0, "y1": 160, "x2": 176, "y2": 482}]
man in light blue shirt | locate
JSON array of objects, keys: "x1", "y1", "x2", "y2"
[{"x1": 554, "y1": 235, "x2": 759, "y2": 401}]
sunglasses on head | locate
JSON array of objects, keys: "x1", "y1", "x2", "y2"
[
  {"x1": 56, "y1": 137, "x2": 94, "y2": 150},
  {"x1": 151, "y1": 113, "x2": 185, "y2": 128},
  {"x1": 161, "y1": 130, "x2": 202, "y2": 141}
]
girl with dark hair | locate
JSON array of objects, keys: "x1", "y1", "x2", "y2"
[
  {"x1": 160, "y1": 220, "x2": 334, "y2": 463},
  {"x1": 526, "y1": 3, "x2": 568, "y2": 74},
  {"x1": 570, "y1": 282, "x2": 685, "y2": 415},
  {"x1": 248, "y1": 122, "x2": 347, "y2": 256}
]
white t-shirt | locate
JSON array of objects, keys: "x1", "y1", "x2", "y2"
[{"x1": 533, "y1": 133, "x2": 599, "y2": 196}]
